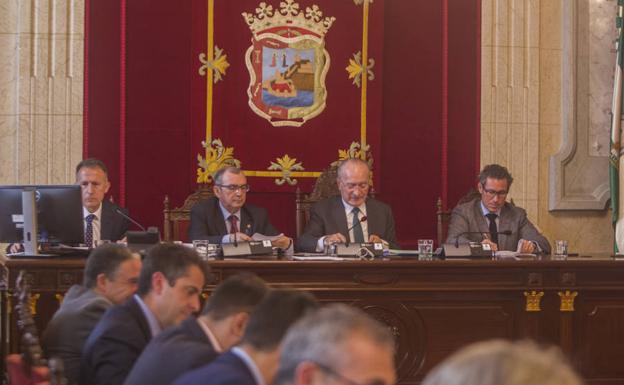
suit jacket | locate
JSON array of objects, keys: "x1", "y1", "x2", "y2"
[
  {"x1": 171, "y1": 350, "x2": 258, "y2": 385},
  {"x1": 188, "y1": 196, "x2": 280, "y2": 243},
  {"x1": 101, "y1": 200, "x2": 130, "y2": 242},
  {"x1": 296, "y1": 196, "x2": 399, "y2": 252},
  {"x1": 81, "y1": 296, "x2": 152, "y2": 385},
  {"x1": 42, "y1": 285, "x2": 113, "y2": 385},
  {"x1": 445, "y1": 199, "x2": 551, "y2": 253},
  {"x1": 123, "y1": 317, "x2": 218, "y2": 385}
]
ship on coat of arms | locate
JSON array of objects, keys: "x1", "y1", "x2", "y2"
[{"x1": 242, "y1": 0, "x2": 335, "y2": 127}]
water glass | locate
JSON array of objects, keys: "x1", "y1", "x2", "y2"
[
  {"x1": 192, "y1": 240, "x2": 210, "y2": 260},
  {"x1": 418, "y1": 239, "x2": 434, "y2": 261},
  {"x1": 323, "y1": 238, "x2": 337, "y2": 257},
  {"x1": 553, "y1": 240, "x2": 568, "y2": 260}
]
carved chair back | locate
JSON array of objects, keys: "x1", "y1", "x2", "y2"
[{"x1": 163, "y1": 185, "x2": 214, "y2": 242}]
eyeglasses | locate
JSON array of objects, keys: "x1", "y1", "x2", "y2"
[
  {"x1": 481, "y1": 184, "x2": 507, "y2": 198},
  {"x1": 313, "y1": 361, "x2": 388, "y2": 385},
  {"x1": 343, "y1": 182, "x2": 370, "y2": 190},
  {"x1": 216, "y1": 184, "x2": 250, "y2": 193}
]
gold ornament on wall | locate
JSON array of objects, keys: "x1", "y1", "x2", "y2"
[
  {"x1": 198, "y1": 46, "x2": 230, "y2": 83},
  {"x1": 197, "y1": 139, "x2": 241, "y2": 184},
  {"x1": 268, "y1": 154, "x2": 305, "y2": 185},
  {"x1": 346, "y1": 51, "x2": 375, "y2": 88}
]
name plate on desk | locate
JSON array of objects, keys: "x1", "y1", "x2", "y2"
[
  {"x1": 222, "y1": 240, "x2": 273, "y2": 258},
  {"x1": 335, "y1": 242, "x2": 384, "y2": 258},
  {"x1": 443, "y1": 243, "x2": 493, "y2": 259}
]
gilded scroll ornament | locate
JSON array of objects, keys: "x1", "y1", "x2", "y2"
[
  {"x1": 29, "y1": 293, "x2": 41, "y2": 315},
  {"x1": 198, "y1": 46, "x2": 230, "y2": 83},
  {"x1": 197, "y1": 139, "x2": 241, "y2": 184},
  {"x1": 524, "y1": 290, "x2": 544, "y2": 312},
  {"x1": 337, "y1": 141, "x2": 372, "y2": 164},
  {"x1": 558, "y1": 290, "x2": 578, "y2": 312},
  {"x1": 268, "y1": 154, "x2": 304, "y2": 186},
  {"x1": 346, "y1": 51, "x2": 375, "y2": 88},
  {"x1": 242, "y1": 1, "x2": 335, "y2": 126}
]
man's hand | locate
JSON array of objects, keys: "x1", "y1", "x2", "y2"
[
  {"x1": 518, "y1": 239, "x2": 536, "y2": 254},
  {"x1": 369, "y1": 234, "x2": 384, "y2": 244},
  {"x1": 481, "y1": 239, "x2": 498, "y2": 252},
  {"x1": 272, "y1": 236, "x2": 292, "y2": 249},
  {"x1": 324, "y1": 233, "x2": 347, "y2": 245},
  {"x1": 8, "y1": 243, "x2": 22, "y2": 254},
  {"x1": 231, "y1": 232, "x2": 252, "y2": 242}
]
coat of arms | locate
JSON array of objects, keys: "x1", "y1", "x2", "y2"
[{"x1": 242, "y1": 1, "x2": 335, "y2": 127}]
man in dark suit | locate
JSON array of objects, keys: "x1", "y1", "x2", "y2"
[
  {"x1": 296, "y1": 159, "x2": 398, "y2": 252},
  {"x1": 445, "y1": 164, "x2": 551, "y2": 253},
  {"x1": 123, "y1": 273, "x2": 269, "y2": 385},
  {"x1": 81, "y1": 243, "x2": 209, "y2": 385},
  {"x1": 274, "y1": 304, "x2": 396, "y2": 385},
  {"x1": 172, "y1": 290, "x2": 318, "y2": 385},
  {"x1": 76, "y1": 158, "x2": 130, "y2": 246},
  {"x1": 42, "y1": 244, "x2": 141, "y2": 385},
  {"x1": 188, "y1": 166, "x2": 291, "y2": 249}
]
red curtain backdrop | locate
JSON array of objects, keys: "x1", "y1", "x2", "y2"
[{"x1": 85, "y1": 0, "x2": 480, "y2": 248}]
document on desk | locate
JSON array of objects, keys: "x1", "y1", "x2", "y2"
[
  {"x1": 494, "y1": 251, "x2": 537, "y2": 260},
  {"x1": 252, "y1": 233, "x2": 283, "y2": 241}
]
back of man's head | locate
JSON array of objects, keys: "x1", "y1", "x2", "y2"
[
  {"x1": 201, "y1": 273, "x2": 268, "y2": 320},
  {"x1": 83, "y1": 244, "x2": 135, "y2": 289},
  {"x1": 241, "y1": 290, "x2": 317, "y2": 352},
  {"x1": 422, "y1": 339, "x2": 582, "y2": 385},
  {"x1": 136, "y1": 243, "x2": 209, "y2": 297},
  {"x1": 274, "y1": 304, "x2": 395, "y2": 385}
]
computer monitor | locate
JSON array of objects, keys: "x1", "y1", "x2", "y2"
[{"x1": 0, "y1": 185, "x2": 84, "y2": 246}]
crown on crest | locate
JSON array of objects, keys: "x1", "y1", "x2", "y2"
[{"x1": 242, "y1": 0, "x2": 335, "y2": 37}]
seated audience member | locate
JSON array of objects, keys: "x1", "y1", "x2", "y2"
[
  {"x1": 273, "y1": 304, "x2": 396, "y2": 385},
  {"x1": 296, "y1": 158, "x2": 398, "y2": 252},
  {"x1": 8, "y1": 158, "x2": 130, "y2": 253},
  {"x1": 172, "y1": 290, "x2": 318, "y2": 385},
  {"x1": 123, "y1": 273, "x2": 269, "y2": 385},
  {"x1": 81, "y1": 243, "x2": 208, "y2": 385},
  {"x1": 422, "y1": 339, "x2": 583, "y2": 385},
  {"x1": 188, "y1": 166, "x2": 291, "y2": 249},
  {"x1": 445, "y1": 164, "x2": 551, "y2": 253},
  {"x1": 42, "y1": 244, "x2": 141, "y2": 385}
]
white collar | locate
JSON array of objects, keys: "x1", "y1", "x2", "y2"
[{"x1": 83, "y1": 203, "x2": 103, "y2": 220}]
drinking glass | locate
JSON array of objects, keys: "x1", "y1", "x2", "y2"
[
  {"x1": 192, "y1": 240, "x2": 210, "y2": 260},
  {"x1": 553, "y1": 240, "x2": 568, "y2": 260},
  {"x1": 418, "y1": 239, "x2": 434, "y2": 261}
]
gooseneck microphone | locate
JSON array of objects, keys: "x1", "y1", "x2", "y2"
[
  {"x1": 114, "y1": 208, "x2": 146, "y2": 231},
  {"x1": 344, "y1": 216, "x2": 367, "y2": 247},
  {"x1": 454, "y1": 230, "x2": 512, "y2": 248}
]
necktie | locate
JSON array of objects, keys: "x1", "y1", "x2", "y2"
[
  {"x1": 485, "y1": 213, "x2": 498, "y2": 245},
  {"x1": 228, "y1": 215, "x2": 239, "y2": 234},
  {"x1": 352, "y1": 207, "x2": 365, "y2": 243},
  {"x1": 85, "y1": 214, "x2": 96, "y2": 248}
]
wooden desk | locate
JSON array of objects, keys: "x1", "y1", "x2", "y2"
[{"x1": 2, "y1": 257, "x2": 624, "y2": 385}]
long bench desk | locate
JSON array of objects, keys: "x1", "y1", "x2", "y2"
[{"x1": 2, "y1": 257, "x2": 624, "y2": 384}]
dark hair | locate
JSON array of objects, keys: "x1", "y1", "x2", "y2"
[
  {"x1": 76, "y1": 158, "x2": 109, "y2": 178},
  {"x1": 242, "y1": 290, "x2": 317, "y2": 351},
  {"x1": 478, "y1": 164, "x2": 513, "y2": 188},
  {"x1": 214, "y1": 166, "x2": 243, "y2": 185},
  {"x1": 137, "y1": 243, "x2": 209, "y2": 297},
  {"x1": 201, "y1": 273, "x2": 269, "y2": 320},
  {"x1": 83, "y1": 244, "x2": 137, "y2": 289}
]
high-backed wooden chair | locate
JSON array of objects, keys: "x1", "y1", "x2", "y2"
[
  {"x1": 295, "y1": 164, "x2": 376, "y2": 238},
  {"x1": 6, "y1": 270, "x2": 66, "y2": 385},
  {"x1": 163, "y1": 186, "x2": 214, "y2": 242}
]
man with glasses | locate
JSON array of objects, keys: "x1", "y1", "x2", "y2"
[
  {"x1": 188, "y1": 166, "x2": 292, "y2": 249},
  {"x1": 273, "y1": 304, "x2": 396, "y2": 385},
  {"x1": 446, "y1": 164, "x2": 550, "y2": 253},
  {"x1": 296, "y1": 158, "x2": 398, "y2": 252}
]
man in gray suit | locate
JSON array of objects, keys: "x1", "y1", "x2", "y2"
[
  {"x1": 42, "y1": 244, "x2": 141, "y2": 385},
  {"x1": 296, "y1": 159, "x2": 398, "y2": 252},
  {"x1": 445, "y1": 164, "x2": 551, "y2": 253}
]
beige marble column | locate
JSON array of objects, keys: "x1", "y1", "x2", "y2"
[
  {"x1": 0, "y1": 0, "x2": 84, "y2": 185},
  {"x1": 481, "y1": 0, "x2": 613, "y2": 254}
]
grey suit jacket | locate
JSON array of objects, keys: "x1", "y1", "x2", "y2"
[
  {"x1": 123, "y1": 317, "x2": 218, "y2": 385},
  {"x1": 188, "y1": 197, "x2": 280, "y2": 243},
  {"x1": 445, "y1": 199, "x2": 551, "y2": 253},
  {"x1": 296, "y1": 196, "x2": 399, "y2": 252},
  {"x1": 42, "y1": 285, "x2": 113, "y2": 385},
  {"x1": 101, "y1": 201, "x2": 130, "y2": 242}
]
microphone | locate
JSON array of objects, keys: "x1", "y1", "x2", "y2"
[
  {"x1": 344, "y1": 216, "x2": 367, "y2": 247},
  {"x1": 454, "y1": 230, "x2": 512, "y2": 248},
  {"x1": 115, "y1": 208, "x2": 146, "y2": 231}
]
